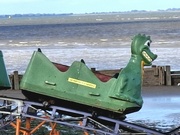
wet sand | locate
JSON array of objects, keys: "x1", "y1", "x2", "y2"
[
  {"x1": 127, "y1": 86, "x2": 180, "y2": 132},
  {"x1": 0, "y1": 86, "x2": 180, "y2": 132},
  {"x1": 0, "y1": 89, "x2": 25, "y2": 99}
]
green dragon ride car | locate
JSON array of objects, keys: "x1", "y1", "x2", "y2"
[
  {"x1": 0, "y1": 50, "x2": 11, "y2": 90},
  {"x1": 20, "y1": 34, "x2": 157, "y2": 119}
]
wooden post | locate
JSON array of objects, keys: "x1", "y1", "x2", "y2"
[
  {"x1": 165, "y1": 65, "x2": 172, "y2": 86},
  {"x1": 152, "y1": 65, "x2": 159, "y2": 76},
  {"x1": 158, "y1": 66, "x2": 165, "y2": 85},
  {"x1": 13, "y1": 71, "x2": 19, "y2": 90}
]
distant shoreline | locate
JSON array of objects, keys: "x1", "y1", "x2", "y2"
[
  {"x1": 0, "y1": 11, "x2": 180, "y2": 26},
  {"x1": 1, "y1": 8, "x2": 180, "y2": 17}
]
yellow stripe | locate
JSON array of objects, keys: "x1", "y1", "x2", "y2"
[{"x1": 68, "y1": 77, "x2": 96, "y2": 88}]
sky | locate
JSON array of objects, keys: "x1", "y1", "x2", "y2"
[{"x1": 0, "y1": 0, "x2": 180, "y2": 15}]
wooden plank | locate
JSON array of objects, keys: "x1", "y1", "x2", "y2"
[
  {"x1": 171, "y1": 74, "x2": 180, "y2": 85},
  {"x1": 13, "y1": 71, "x2": 19, "y2": 90},
  {"x1": 158, "y1": 66, "x2": 165, "y2": 85},
  {"x1": 165, "y1": 65, "x2": 172, "y2": 86},
  {"x1": 171, "y1": 71, "x2": 180, "y2": 75},
  {"x1": 7, "y1": 65, "x2": 180, "y2": 88},
  {"x1": 152, "y1": 65, "x2": 159, "y2": 76}
]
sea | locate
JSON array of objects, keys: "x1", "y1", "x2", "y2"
[{"x1": 0, "y1": 11, "x2": 180, "y2": 74}]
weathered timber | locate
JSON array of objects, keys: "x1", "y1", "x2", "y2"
[
  {"x1": 13, "y1": 71, "x2": 19, "y2": 90},
  {"x1": 171, "y1": 75, "x2": 180, "y2": 86},
  {"x1": 8, "y1": 65, "x2": 180, "y2": 89},
  {"x1": 165, "y1": 66, "x2": 172, "y2": 86}
]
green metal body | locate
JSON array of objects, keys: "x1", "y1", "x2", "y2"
[
  {"x1": 20, "y1": 34, "x2": 157, "y2": 115},
  {"x1": 0, "y1": 50, "x2": 11, "y2": 90}
]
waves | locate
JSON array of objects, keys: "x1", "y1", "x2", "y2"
[
  {"x1": 2, "y1": 45, "x2": 180, "y2": 75},
  {"x1": 0, "y1": 13, "x2": 180, "y2": 73}
]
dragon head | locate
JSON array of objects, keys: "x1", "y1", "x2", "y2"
[{"x1": 131, "y1": 34, "x2": 157, "y2": 66}]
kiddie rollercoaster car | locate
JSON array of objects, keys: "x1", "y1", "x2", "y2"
[{"x1": 20, "y1": 34, "x2": 157, "y2": 119}]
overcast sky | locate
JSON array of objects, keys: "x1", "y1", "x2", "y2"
[{"x1": 0, "y1": 0, "x2": 180, "y2": 15}]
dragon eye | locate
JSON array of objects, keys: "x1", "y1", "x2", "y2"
[{"x1": 144, "y1": 40, "x2": 151, "y2": 47}]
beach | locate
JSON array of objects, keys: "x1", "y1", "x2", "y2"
[
  {"x1": 0, "y1": 86, "x2": 180, "y2": 132},
  {"x1": 127, "y1": 86, "x2": 180, "y2": 132}
]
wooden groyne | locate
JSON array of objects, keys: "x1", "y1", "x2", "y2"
[
  {"x1": 97, "y1": 65, "x2": 180, "y2": 86},
  {"x1": 9, "y1": 65, "x2": 180, "y2": 90}
]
